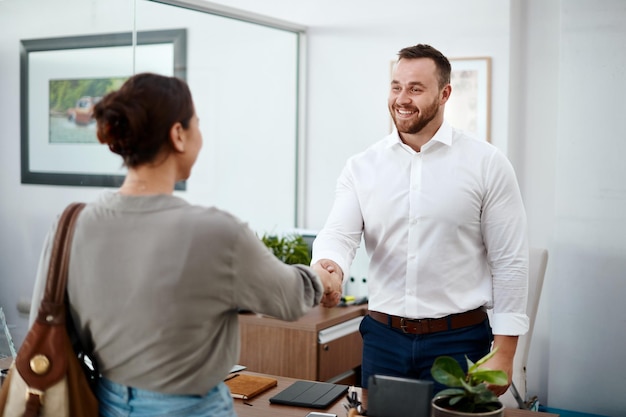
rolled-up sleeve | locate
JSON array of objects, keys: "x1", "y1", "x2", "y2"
[{"x1": 481, "y1": 151, "x2": 529, "y2": 336}]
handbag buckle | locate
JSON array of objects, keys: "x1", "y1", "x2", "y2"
[{"x1": 26, "y1": 387, "x2": 45, "y2": 405}]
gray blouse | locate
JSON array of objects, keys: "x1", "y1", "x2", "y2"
[{"x1": 30, "y1": 192, "x2": 322, "y2": 395}]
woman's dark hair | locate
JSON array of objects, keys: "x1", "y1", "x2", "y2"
[
  {"x1": 93, "y1": 73, "x2": 194, "y2": 168},
  {"x1": 397, "y1": 44, "x2": 451, "y2": 90}
]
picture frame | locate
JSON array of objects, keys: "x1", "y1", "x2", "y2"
[
  {"x1": 20, "y1": 29, "x2": 187, "y2": 188},
  {"x1": 447, "y1": 57, "x2": 491, "y2": 142}
]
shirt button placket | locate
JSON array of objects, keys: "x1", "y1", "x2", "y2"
[{"x1": 406, "y1": 153, "x2": 422, "y2": 313}]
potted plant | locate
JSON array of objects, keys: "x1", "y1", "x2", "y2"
[
  {"x1": 430, "y1": 349, "x2": 508, "y2": 417},
  {"x1": 259, "y1": 233, "x2": 311, "y2": 265}
]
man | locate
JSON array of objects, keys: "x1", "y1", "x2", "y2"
[{"x1": 312, "y1": 44, "x2": 528, "y2": 395}]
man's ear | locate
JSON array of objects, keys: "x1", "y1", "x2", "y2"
[
  {"x1": 440, "y1": 84, "x2": 452, "y2": 105},
  {"x1": 170, "y1": 122, "x2": 185, "y2": 152}
]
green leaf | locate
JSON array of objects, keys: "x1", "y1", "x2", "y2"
[
  {"x1": 435, "y1": 388, "x2": 465, "y2": 397},
  {"x1": 470, "y1": 369, "x2": 509, "y2": 386},
  {"x1": 474, "y1": 387, "x2": 500, "y2": 404},
  {"x1": 432, "y1": 348, "x2": 507, "y2": 412},
  {"x1": 466, "y1": 356, "x2": 477, "y2": 372},
  {"x1": 431, "y1": 356, "x2": 465, "y2": 387},
  {"x1": 460, "y1": 378, "x2": 486, "y2": 394},
  {"x1": 259, "y1": 233, "x2": 311, "y2": 265},
  {"x1": 473, "y1": 348, "x2": 497, "y2": 367},
  {"x1": 451, "y1": 398, "x2": 475, "y2": 413},
  {"x1": 449, "y1": 395, "x2": 465, "y2": 407}
]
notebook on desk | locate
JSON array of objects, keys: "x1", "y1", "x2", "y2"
[
  {"x1": 269, "y1": 380, "x2": 349, "y2": 409},
  {"x1": 225, "y1": 373, "x2": 277, "y2": 400}
]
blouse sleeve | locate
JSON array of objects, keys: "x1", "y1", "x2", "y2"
[
  {"x1": 28, "y1": 219, "x2": 58, "y2": 327},
  {"x1": 231, "y1": 223, "x2": 324, "y2": 321}
]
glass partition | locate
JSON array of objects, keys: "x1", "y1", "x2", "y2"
[
  {"x1": 20, "y1": 0, "x2": 303, "y2": 234},
  {"x1": 136, "y1": 0, "x2": 302, "y2": 233}
]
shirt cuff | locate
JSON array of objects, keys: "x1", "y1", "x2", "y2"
[
  {"x1": 310, "y1": 250, "x2": 351, "y2": 281},
  {"x1": 490, "y1": 312, "x2": 529, "y2": 336}
]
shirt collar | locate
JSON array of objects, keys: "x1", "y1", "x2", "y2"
[{"x1": 385, "y1": 121, "x2": 453, "y2": 151}]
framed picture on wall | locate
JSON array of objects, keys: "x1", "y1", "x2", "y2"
[
  {"x1": 446, "y1": 57, "x2": 491, "y2": 142},
  {"x1": 20, "y1": 29, "x2": 187, "y2": 188}
]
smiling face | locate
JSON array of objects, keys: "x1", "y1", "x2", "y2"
[{"x1": 388, "y1": 57, "x2": 450, "y2": 137}]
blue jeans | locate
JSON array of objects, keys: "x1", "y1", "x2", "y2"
[
  {"x1": 359, "y1": 314, "x2": 493, "y2": 394},
  {"x1": 97, "y1": 377, "x2": 236, "y2": 417}
]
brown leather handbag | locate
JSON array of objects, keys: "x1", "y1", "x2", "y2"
[{"x1": 0, "y1": 202, "x2": 98, "y2": 417}]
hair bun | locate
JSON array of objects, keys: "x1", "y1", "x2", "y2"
[{"x1": 93, "y1": 72, "x2": 194, "y2": 168}]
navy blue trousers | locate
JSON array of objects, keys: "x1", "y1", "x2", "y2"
[{"x1": 359, "y1": 314, "x2": 493, "y2": 393}]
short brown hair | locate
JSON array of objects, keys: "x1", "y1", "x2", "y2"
[
  {"x1": 397, "y1": 44, "x2": 451, "y2": 89},
  {"x1": 93, "y1": 73, "x2": 194, "y2": 168}
]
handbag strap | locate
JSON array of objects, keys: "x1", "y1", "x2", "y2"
[
  {"x1": 14, "y1": 203, "x2": 86, "y2": 401},
  {"x1": 42, "y1": 202, "x2": 85, "y2": 308},
  {"x1": 35, "y1": 203, "x2": 85, "y2": 326}
]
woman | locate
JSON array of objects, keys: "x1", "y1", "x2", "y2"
[{"x1": 29, "y1": 73, "x2": 342, "y2": 416}]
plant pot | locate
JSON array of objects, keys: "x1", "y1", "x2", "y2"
[{"x1": 431, "y1": 397, "x2": 504, "y2": 417}]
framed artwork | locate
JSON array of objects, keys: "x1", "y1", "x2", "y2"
[
  {"x1": 20, "y1": 29, "x2": 187, "y2": 188},
  {"x1": 446, "y1": 57, "x2": 491, "y2": 142}
]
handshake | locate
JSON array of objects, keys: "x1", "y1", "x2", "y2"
[{"x1": 311, "y1": 259, "x2": 344, "y2": 308}]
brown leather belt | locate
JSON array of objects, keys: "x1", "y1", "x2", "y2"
[{"x1": 368, "y1": 308, "x2": 487, "y2": 335}]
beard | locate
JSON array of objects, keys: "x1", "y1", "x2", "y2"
[{"x1": 390, "y1": 96, "x2": 440, "y2": 135}]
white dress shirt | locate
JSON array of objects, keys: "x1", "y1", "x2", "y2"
[{"x1": 313, "y1": 122, "x2": 529, "y2": 335}]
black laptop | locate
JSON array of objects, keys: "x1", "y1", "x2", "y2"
[{"x1": 269, "y1": 380, "x2": 349, "y2": 409}]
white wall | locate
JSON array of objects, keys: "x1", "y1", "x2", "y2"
[
  {"x1": 2, "y1": 0, "x2": 626, "y2": 415},
  {"x1": 507, "y1": 0, "x2": 560, "y2": 407},
  {"x1": 548, "y1": 1, "x2": 626, "y2": 414}
]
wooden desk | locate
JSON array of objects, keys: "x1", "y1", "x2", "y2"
[
  {"x1": 233, "y1": 372, "x2": 559, "y2": 417},
  {"x1": 239, "y1": 305, "x2": 367, "y2": 383}
]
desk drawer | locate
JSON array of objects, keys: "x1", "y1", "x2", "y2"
[
  {"x1": 318, "y1": 330, "x2": 362, "y2": 381},
  {"x1": 239, "y1": 324, "x2": 318, "y2": 380}
]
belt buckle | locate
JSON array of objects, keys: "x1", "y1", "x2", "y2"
[
  {"x1": 400, "y1": 317, "x2": 429, "y2": 334},
  {"x1": 400, "y1": 317, "x2": 419, "y2": 334}
]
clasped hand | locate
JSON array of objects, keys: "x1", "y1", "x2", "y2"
[{"x1": 312, "y1": 259, "x2": 343, "y2": 308}]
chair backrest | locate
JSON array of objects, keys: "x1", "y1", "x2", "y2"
[
  {"x1": 500, "y1": 247, "x2": 548, "y2": 407},
  {"x1": 518, "y1": 247, "x2": 548, "y2": 367}
]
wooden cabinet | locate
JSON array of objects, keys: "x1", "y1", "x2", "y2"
[{"x1": 238, "y1": 305, "x2": 367, "y2": 383}]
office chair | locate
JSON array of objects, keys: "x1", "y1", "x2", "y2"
[{"x1": 499, "y1": 247, "x2": 549, "y2": 409}]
